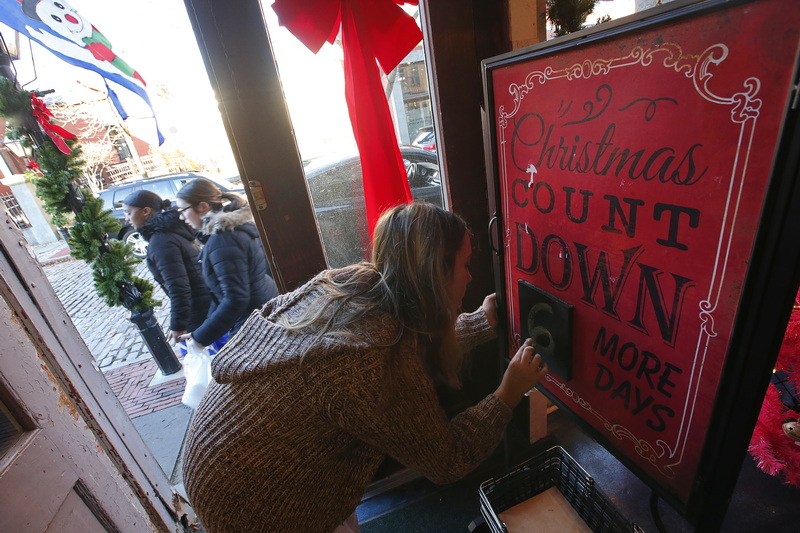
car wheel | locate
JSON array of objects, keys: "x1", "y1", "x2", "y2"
[{"x1": 122, "y1": 228, "x2": 148, "y2": 258}]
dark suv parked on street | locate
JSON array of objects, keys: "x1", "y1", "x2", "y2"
[{"x1": 96, "y1": 172, "x2": 244, "y2": 258}]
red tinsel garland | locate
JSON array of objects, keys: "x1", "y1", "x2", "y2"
[{"x1": 748, "y1": 291, "x2": 800, "y2": 488}]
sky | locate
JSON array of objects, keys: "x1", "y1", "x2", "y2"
[{"x1": 589, "y1": 0, "x2": 636, "y2": 24}]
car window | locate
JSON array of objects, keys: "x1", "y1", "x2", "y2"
[
  {"x1": 169, "y1": 176, "x2": 234, "y2": 196},
  {"x1": 205, "y1": 175, "x2": 235, "y2": 192},
  {"x1": 305, "y1": 150, "x2": 443, "y2": 268},
  {"x1": 98, "y1": 190, "x2": 114, "y2": 211},
  {"x1": 144, "y1": 180, "x2": 178, "y2": 203},
  {"x1": 405, "y1": 159, "x2": 440, "y2": 188},
  {"x1": 113, "y1": 185, "x2": 141, "y2": 208},
  {"x1": 171, "y1": 177, "x2": 194, "y2": 192}
]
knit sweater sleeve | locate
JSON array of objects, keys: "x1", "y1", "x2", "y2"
[
  {"x1": 318, "y1": 341, "x2": 512, "y2": 485},
  {"x1": 456, "y1": 306, "x2": 497, "y2": 352}
]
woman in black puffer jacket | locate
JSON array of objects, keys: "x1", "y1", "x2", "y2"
[
  {"x1": 175, "y1": 178, "x2": 278, "y2": 349},
  {"x1": 122, "y1": 190, "x2": 211, "y2": 343}
]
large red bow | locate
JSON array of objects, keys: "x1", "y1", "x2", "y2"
[
  {"x1": 272, "y1": 0, "x2": 422, "y2": 241},
  {"x1": 30, "y1": 93, "x2": 76, "y2": 155}
]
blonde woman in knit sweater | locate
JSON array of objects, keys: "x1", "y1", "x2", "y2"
[{"x1": 182, "y1": 203, "x2": 549, "y2": 533}]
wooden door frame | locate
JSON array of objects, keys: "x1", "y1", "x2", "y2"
[
  {"x1": 0, "y1": 214, "x2": 188, "y2": 531},
  {"x1": 418, "y1": 0, "x2": 513, "y2": 311},
  {"x1": 182, "y1": 0, "x2": 327, "y2": 293}
]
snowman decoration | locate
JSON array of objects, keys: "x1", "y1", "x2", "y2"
[{"x1": 20, "y1": 0, "x2": 146, "y2": 86}]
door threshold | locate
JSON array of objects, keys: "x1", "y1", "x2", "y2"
[{"x1": 363, "y1": 468, "x2": 422, "y2": 501}]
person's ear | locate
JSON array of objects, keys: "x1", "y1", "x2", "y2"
[{"x1": 196, "y1": 201, "x2": 211, "y2": 214}]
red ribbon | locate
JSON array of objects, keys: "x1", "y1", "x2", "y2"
[
  {"x1": 31, "y1": 93, "x2": 76, "y2": 154},
  {"x1": 272, "y1": 0, "x2": 422, "y2": 239}
]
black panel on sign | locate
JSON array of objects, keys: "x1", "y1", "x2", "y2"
[{"x1": 518, "y1": 280, "x2": 573, "y2": 380}]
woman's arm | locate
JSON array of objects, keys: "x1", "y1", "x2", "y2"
[
  {"x1": 455, "y1": 300, "x2": 498, "y2": 352},
  {"x1": 149, "y1": 235, "x2": 193, "y2": 335},
  {"x1": 318, "y1": 339, "x2": 546, "y2": 485},
  {"x1": 191, "y1": 240, "x2": 252, "y2": 346},
  {"x1": 481, "y1": 293, "x2": 499, "y2": 329}
]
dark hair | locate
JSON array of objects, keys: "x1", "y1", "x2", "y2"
[
  {"x1": 176, "y1": 178, "x2": 246, "y2": 213},
  {"x1": 122, "y1": 190, "x2": 170, "y2": 212}
]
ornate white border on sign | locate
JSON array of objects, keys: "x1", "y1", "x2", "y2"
[{"x1": 499, "y1": 43, "x2": 761, "y2": 478}]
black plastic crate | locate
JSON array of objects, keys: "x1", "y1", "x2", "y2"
[{"x1": 479, "y1": 446, "x2": 642, "y2": 533}]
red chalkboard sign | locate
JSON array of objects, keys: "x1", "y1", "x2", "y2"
[{"x1": 482, "y1": 0, "x2": 800, "y2": 527}]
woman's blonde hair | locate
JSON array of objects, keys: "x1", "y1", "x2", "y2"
[
  {"x1": 284, "y1": 203, "x2": 470, "y2": 388},
  {"x1": 176, "y1": 177, "x2": 246, "y2": 213}
]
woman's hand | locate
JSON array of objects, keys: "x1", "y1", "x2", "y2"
[
  {"x1": 493, "y1": 338, "x2": 549, "y2": 409},
  {"x1": 177, "y1": 333, "x2": 205, "y2": 351},
  {"x1": 167, "y1": 330, "x2": 187, "y2": 344},
  {"x1": 482, "y1": 293, "x2": 499, "y2": 329}
]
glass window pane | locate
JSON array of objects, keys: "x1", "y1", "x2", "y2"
[
  {"x1": 262, "y1": 4, "x2": 442, "y2": 268},
  {"x1": 0, "y1": 399, "x2": 24, "y2": 459},
  {"x1": 113, "y1": 186, "x2": 141, "y2": 208}
]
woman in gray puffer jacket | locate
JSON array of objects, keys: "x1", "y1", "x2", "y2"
[{"x1": 175, "y1": 178, "x2": 278, "y2": 348}]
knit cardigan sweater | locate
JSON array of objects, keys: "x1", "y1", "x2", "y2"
[{"x1": 182, "y1": 272, "x2": 512, "y2": 533}]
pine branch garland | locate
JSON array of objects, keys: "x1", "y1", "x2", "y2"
[
  {"x1": 68, "y1": 193, "x2": 121, "y2": 261},
  {"x1": 0, "y1": 80, "x2": 159, "y2": 313},
  {"x1": 546, "y1": 0, "x2": 598, "y2": 37},
  {"x1": 92, "y1": 241, "x2": 160, "y2": 312},
  {"x1": 0, "y1": 77, "x2": 32, "y2": 129},
  {"x1": 30, "y1": 168, "x2": 73, "y2": 215}
]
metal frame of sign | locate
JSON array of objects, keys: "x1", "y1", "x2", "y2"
[{"x1": 481, "y1": 0, "x2": 800, "y2": 529}]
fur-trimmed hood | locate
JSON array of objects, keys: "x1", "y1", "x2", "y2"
[{"x1": 200, "y1": 206, "x2": 255, "y2": 236}]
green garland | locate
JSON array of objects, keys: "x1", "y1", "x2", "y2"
[
  {"x1": 546, "y1": 0, "x2": 598, "y2": 37},
  {"x1": 30, "y1": 140, "x2": 82, "y2": 223},
  {"x1": 0, "y1": 78, "x2": 33, "y2": 131},
  {"x1": 0, "y1": 79, "x2": 159, "y2": 312}
]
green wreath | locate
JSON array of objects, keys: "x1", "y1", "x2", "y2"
[{"x1": 0, "y1": 78, "x2": 159, "y2": 312}]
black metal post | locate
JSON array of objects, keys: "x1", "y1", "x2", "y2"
[
  {"x1": 57, "y1": 226, "x2": 71, "y2": 248},
  {"x1": 129, "y1": 308, "x2": 182, "y2": 375}
]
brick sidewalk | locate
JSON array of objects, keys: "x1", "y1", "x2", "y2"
[
  {"x1": 43, "y1": 258, "x2": 173, "y2": 370},
  {"x1": 104, "y1": 358, "x2": 185, "y2": 419},
  {"x1": 41, "y1": 254, "x2": 182, "y2": 418}
]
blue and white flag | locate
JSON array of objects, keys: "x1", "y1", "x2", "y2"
[{"x1": 0, "y1": 0, "x2": 164, "y2": 145}]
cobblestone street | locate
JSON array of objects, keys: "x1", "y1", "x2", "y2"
[
  {"x1": 44, "y1": 257, "x2": 173, "y2": 370},
  {"x1": 41, "y1": 251, "x2": 185, "y2": 419}
]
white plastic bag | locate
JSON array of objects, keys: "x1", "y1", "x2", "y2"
[{"x1": 181, "y1": 341, "x2": 213, "y2": 409}]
